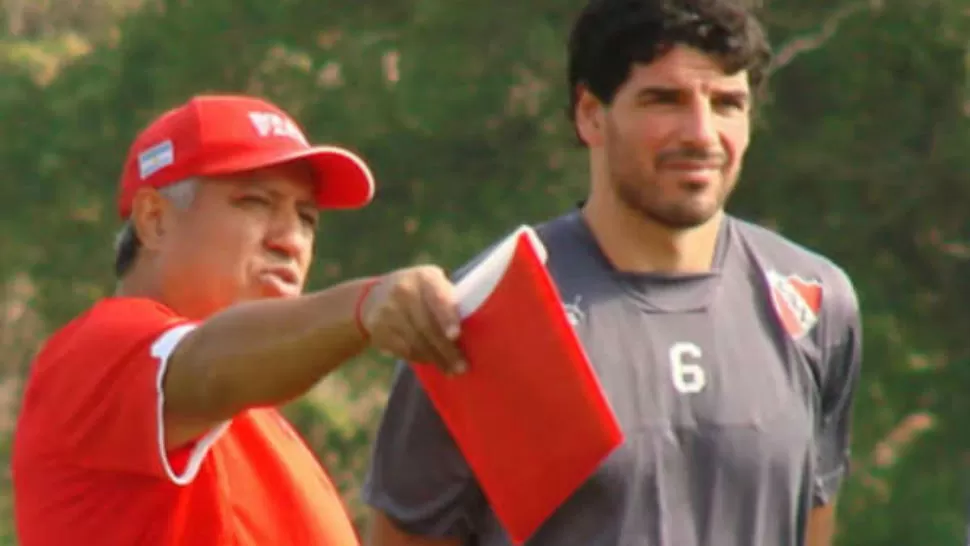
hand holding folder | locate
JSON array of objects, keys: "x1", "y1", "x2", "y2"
[{"x1": 410, "y1": 225, "x2": 624, "y2": 544}]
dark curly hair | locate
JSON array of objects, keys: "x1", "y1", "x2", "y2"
[{"x1": 567, "y1": 0, "x2": 772, "y2": 138}]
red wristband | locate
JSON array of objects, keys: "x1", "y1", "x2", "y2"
[{"x1": 354, "y1": 277, "x2": 381, "y2": 339}]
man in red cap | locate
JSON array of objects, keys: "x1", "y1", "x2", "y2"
[{"x1": 12, "y1": 94, "x2": 467, "y2": 546}]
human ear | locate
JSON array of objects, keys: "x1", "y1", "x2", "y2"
[
  {"x1": 575, "y1": 85, "x2": 606, "y2": 148},
  {"x1": 129, "y1": 188, "x2": 175, "y2": 251}
]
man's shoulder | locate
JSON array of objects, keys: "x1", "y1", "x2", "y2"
[
  {"x1": 728, "y1": 216, "x2": 860, "y2": 330},
  {"x1": 729, "y1": 217, "x2": 855, "y2": 287},
  {"x1": 33, "y1": 297, "x2": 188, "y2": 372},
  {"x1": 87, "y1": 296, "x2": 183, "y2": 325},
  {"x1": 449, "y1": 212, "x2": 580, "y2": 280},
  {"x1": 534, "y1": 210, "x2": 585, "y2": 245}
]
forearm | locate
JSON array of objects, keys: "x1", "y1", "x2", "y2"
[
  {"x1": 805, "y1": 504, "x2": 836, "y2": 546},
  {"x1": 165, "y1": 278, "x2": 372, "y2": 426}
]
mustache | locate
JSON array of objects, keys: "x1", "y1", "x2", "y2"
[{"x1": 656, "y1": 148, "x2": 726, "y2": 165}]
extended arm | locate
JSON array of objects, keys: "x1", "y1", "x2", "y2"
[{"x1": 163, "y1": 266, "x2": 464, "y2": 450}]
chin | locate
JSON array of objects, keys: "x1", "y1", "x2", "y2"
[
  {"x1": 616, "y1": 179, "x2": 726, "y2": 230},
  {"x1": 636, "y1": 200, "x2": 721, "y2": 230},
  {"x1": 652, "y1": 213, "x2": 715, "y2": 230},
  {"x1": 257, "y1": 285, "x2": 302, "y2": 299}
]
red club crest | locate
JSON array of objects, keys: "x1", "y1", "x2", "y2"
[{"x1": 766, "y1": 270, "x2": 823, "y2": 339}]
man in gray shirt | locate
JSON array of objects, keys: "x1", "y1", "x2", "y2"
[{"x1": 363, "y1": 0, "x2": 863, "y2": 545}]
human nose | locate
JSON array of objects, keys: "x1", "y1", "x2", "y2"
[
  {"x1": 264, "y1": 208, "x2": 311, "y2": 262},
  {"x1": 679, "y1": 98, "x2": 719, "y2": 149}
]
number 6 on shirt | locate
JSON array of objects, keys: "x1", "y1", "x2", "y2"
[{"x1": 668, "y1": 342, "x2": 706, "y2": 394}]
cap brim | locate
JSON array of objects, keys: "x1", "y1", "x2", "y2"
[
  {"x1": 200, "y1": 146, "x2": 376, "y2": 209},
  {"x1": 300, "y1": 146, "x2": 376, "y2": 209}
]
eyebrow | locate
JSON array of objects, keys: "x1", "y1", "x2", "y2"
[
  {"x1": 635, "y1": 86, "x2": 682, "y2": 100},
  {"x1": 712, "y1": 89, "x2": 750, "y2": 103},
  {"x1": 635, "y1": 86, "x2": 751, "y2": 103},
  {"x1": 272, "y1": 189, "x2": 317, "y2": 212},
  {"x1": 237, "y1": 185, "x2": 317, "y2": 210}
]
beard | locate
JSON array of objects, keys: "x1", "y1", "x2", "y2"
[
  {"x1": 612, "y1": 172, "x2": 733, "y2": 229},
  {"x1": 606, "y1": 142, "x2": 737, "y2": 230},
  {"x1": 600, "y1": 113, "x2": 741, "y2": 230}
]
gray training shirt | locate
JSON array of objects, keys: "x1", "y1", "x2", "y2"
[{"x1": 363, "y1": 211, "x2": 862, "y2": 546}]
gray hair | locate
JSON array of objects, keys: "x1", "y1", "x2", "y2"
[{"x1": 113, "y1": 179, "x2": 198, "y2": 278}]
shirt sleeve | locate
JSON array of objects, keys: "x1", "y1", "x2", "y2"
[
  {"x1": 36, "y1": 300, "x2": 230, "y2": 484},
  {"x1": 362, "y1": 362, "x2": 487, "y2": 539},
  {"x1": 812, "y1": 270, "x2": 863, "y2": 506}
]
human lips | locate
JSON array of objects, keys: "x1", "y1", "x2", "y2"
[
  {"x1": 658, "y1": 155, "x2": 724, "y2": 186},
  {"x1": 662, "y1": 159, "x2": 721, "y2": 170},
  {"x1": 261, "y1": 266, "x2": 300, "y2": 287},
  {"x1": 657, "y1": 149, "x2": 725, "y2": 171},
  {"x1": 659, "y1": 155, "x2": 724, "y2": 172}
]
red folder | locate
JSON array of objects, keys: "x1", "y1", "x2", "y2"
[{"x1": 410, "y1": 226, "x2": 624, "y2": 544}]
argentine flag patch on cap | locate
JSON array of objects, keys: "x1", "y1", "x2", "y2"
[{"x1": 138, "y1": 140, "x2": 174, "y2": 180}]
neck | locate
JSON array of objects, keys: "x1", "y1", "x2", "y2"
[
  {"x1": 581, "y1": 190, "x2": 724, "y2": 274},
  {"x1": 116, "y1": 265, "x2": 210, "y2": 320},
  {"x1": 115, "y1": 270, "x2": 165, "y2": 305}
]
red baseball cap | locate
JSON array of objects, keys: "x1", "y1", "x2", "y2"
[{"x1": 117, "y1": 94, "x2": 375, "y2": 218}]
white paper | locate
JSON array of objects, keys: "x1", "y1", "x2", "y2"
[{"x1": 454, "y1": 225, "x2": 547, "y2": 319}]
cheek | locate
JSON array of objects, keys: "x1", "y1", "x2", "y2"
[
  {"x1": 299, "y1": 237, "x2": 315, "y2": 270},
  {"x1": 213, "y1": 227, "x2": 264, "y2": 274},
  {"x1": 170, "y1": 222, "x2": 259, "y2": 278},
  {"x1": 630, "y1": 115, "x2": 675, "y2": 163},
  {"x1": 612, "y1": 117, "x2": 662, "y2": 162},
  {"x1": 720, "y1": 120, "x2": 750, "y2": 161}
]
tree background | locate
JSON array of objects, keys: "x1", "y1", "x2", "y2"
[{"x1": 1, "y1": 0, "x2": 968, "y2": 543}]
